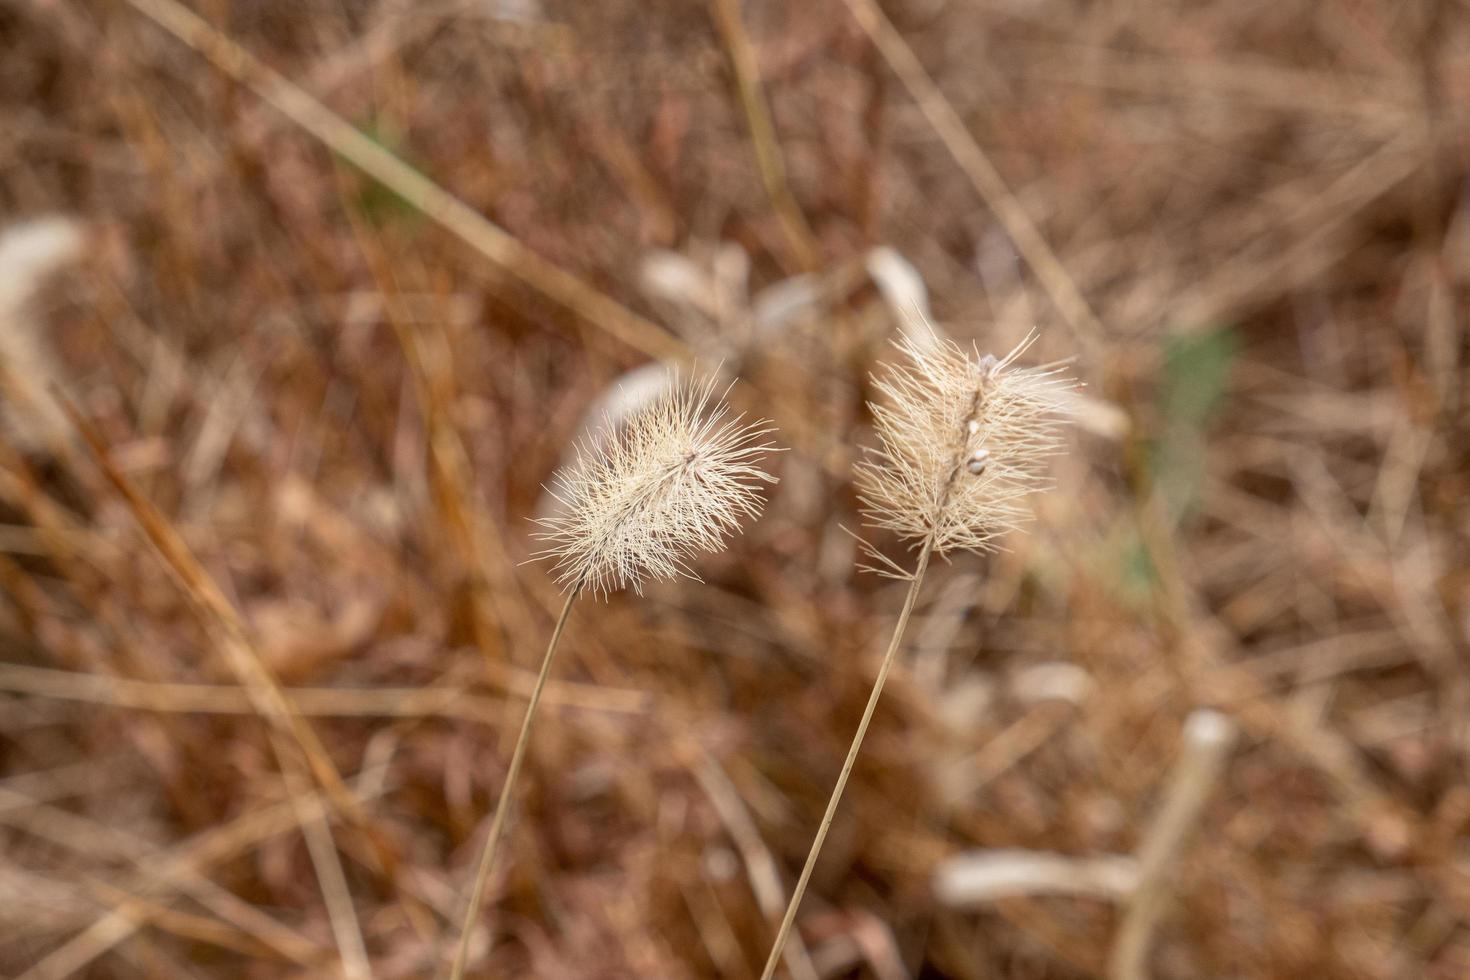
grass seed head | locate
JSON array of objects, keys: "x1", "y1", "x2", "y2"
[
  {"x1": 535, "y1": 373, "x2": 778, "y2": 598},
  {"x1": 856, "y1": 323, "x2": 1073, "y2": 559}
]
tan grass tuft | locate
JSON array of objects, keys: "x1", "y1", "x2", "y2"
[
  {"x1": 759, "y1": 320, "x2": 1073, "y2": 979},
  {"x1": 857, "y1": 325, "x2": 1074, "y2": 560},
  {"x1": 448, "y1": 373, "x2": 778, "y2": 978},
  {"x1": 534, "y1": 373, "x2": 779, "y2": 598}
]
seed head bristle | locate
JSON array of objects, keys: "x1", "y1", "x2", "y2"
[
  {"x1": 534, "y1": 374, "x2": 778, "y2": 598},
  {"x1": 856, "y1": 325, "x2": 1073, "y2": 561}
]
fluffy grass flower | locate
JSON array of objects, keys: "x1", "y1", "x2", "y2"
[
  {"x1": 449, "y1": 371, "x2": 777, "y2": 979},
  {"x1": 857, "y1": 329, "x2": 1072, "y2": 558},
  {"x1": 759, "y1": 320, "x2": 1073, "y2": 980},
  {"x1": 535, "y1": 373, "x2": 779, "y2": 597}
]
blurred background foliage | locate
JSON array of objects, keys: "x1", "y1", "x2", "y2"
[{"x1": 1, "y1": 0, "x2": 1468, "y2": 977}]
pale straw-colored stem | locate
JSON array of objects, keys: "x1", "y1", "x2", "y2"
[
  {"x1": 759, "y1": 540, "x2": 933, "y2": 980},
  {"x1": 447, "y1": 585, "x2": 582, "y2": 980},
  {"x1": 1108, "y1": 709, "x2": 1236, "y2": 980}
]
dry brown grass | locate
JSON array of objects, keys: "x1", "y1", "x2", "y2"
[{"x1": 1, "y1": 0, "x2": 1468, "y2": 977}]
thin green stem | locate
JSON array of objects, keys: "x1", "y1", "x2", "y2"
[
  {"x1": 446, "y1": 585, "x2": 581, "y2": 980},
  {"x1": 758, "y1": 540, "x2": 933, "y2": 980}
]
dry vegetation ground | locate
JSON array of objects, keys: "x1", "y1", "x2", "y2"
[{"x1": 2, "y1": 0, "x2": 1469, "y2": 977}]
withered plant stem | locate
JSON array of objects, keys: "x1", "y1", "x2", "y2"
[
  {"x1": 447, "y1": 583, "x2": 583, "y2": 980},
  {"x1": 758, "y1": 540, "x2": 933, "y2": 980}
]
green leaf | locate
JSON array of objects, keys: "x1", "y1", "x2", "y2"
[
  {"x1": 342, "y1": 117, "x2": 423, "y2": 231},
  {"x1": 1161, "y1": 326, "x2": 1237, "y2": 429},
  {"x1": 1149, "y1": 326, "x2": 1237, "y2": 522}
]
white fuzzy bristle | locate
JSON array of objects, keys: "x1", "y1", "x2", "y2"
[
  {"x1": 534, "y1": 374, "x2": 778, "y2": 598},
  {"x1": 856, "y1": 321, "x2": 1073, "y2": 559}
]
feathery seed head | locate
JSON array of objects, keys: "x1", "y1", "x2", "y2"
[
  {"x1": 856, "y1": 326, "x2": 1073, "y2": 559},
  {"x1": 535, "y1": 374, "x2": 778, "y2": 598}
]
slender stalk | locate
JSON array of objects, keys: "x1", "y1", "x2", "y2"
[
  {"x1": 1108, "y1": 710, "x2": 1235, "y2": 980},
  {"x1": 447, "y1": 585, "x2": 582, "y2": 980},
  {"x1": 758, "y1": 541, "x2": 934, "y2": 980}
]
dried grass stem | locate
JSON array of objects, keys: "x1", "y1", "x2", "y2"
[
  {"x1": 446, "y1": 583, "x2": 584, "y2": 980},
  {"x1": 759, "y1": 540, "x2": 932, "y2": 980},
  {"x1": 762, "y1": 327, "x2": 1070, "y2": 976}
]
